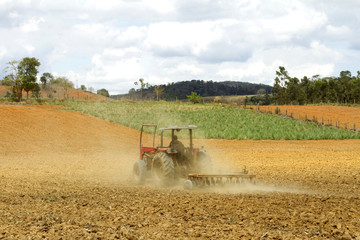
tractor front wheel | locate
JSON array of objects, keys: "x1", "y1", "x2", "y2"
[
  {"x1": 152, "y1": 152, "x2": 175, "y2": 187},
  {"x1": 132, "y1": 160, "x2": 147, "y2": 185}
]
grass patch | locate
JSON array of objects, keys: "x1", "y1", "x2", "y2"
[{"x1": 64, "y1": 101, "x2": 360, "y2": 140}]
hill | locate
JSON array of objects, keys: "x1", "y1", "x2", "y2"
[
  {"x1": 111, "y1": 80, "x2": 272, "y2": 100},
  {"x1": 0, "y1": 86, "x2": 109, "y2": 101}
]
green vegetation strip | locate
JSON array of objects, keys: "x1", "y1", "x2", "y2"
[{"x1": 64, "y1": 101, "x2": 360, "y2": 140}]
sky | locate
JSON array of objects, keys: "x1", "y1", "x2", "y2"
[{"x1": 0, "y1": 0, "x2": 359, "y2": 95}]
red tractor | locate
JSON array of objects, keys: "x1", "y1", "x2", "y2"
[{"x1": 132, "y1": 124, "x2": 212, "y2": 187}]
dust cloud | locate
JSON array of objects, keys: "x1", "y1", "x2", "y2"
[
  {"x1": 0, "y1": 105, "x2": 138, "y2": 185},
  {"x1": 205, "y1": 182, "x2": 307, "y2": 194}
]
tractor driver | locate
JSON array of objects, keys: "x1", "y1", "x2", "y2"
[{"x1": 169, "y1": 135, "x2": 185, "y2": 156}]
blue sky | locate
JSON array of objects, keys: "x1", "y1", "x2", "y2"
[{"x1": 1, "y1": 0, "x2": 360, "y2": 94}]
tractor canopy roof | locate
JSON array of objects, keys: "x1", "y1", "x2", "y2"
[{"x1": 159, "y1": 125, "x2": 197, "y2": 131}]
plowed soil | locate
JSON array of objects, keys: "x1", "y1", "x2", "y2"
[
  {"x1": 255, "y1": 105, "x2": 360, "y2": 130},
  {"x1": 1, "y1": 105, "x2": 359, "y2": 239}
]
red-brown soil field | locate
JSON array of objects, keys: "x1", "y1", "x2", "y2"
[
  {"x1": 0, "y1": 105, "x2": 359, "y2": 239},
  {"x1": 255, "y1": 105, "x2": 360, "y2": 130}
]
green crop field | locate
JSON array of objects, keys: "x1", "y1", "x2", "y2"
[{"x1": 64, "y1": 101, "x2": 360, "y2": 140}]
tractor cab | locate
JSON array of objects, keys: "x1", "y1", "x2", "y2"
[
  {"x1": 158, "y1": 125, "x2": 197, "y2": 158},
  {"x1": 139, "y1": 124, "x2": 198, "y2": 160}
]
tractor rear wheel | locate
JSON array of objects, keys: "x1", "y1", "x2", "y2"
[
  {"x1": 196, "y1": 152, "x2": 212, "y2": 173},
  {"x1": 132, "y1": 160, "x2": 147, "y2": 185},
  {"x1": 152, "y1": 152, "x2": 175, "y2": 187}
]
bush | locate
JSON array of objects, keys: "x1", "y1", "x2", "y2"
[{"x1": 187, "y1": 92, "x2": 202, "y2": 104}]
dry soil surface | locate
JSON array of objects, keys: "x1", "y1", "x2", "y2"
[
  {"x1": 255, "y1": 105, "x2": 360, "y2": 130},
  {"x1": 0, "y1": 105, "x2": 359, "y2": 239}
]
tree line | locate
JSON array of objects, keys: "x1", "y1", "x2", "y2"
[
  {"x1": 272, "y1": 66, "x2": 360, "y2": 105},
  {"x1": 0, "y1": 57, "x2": 110, "y2": 101},
  {"x1": 115, "y1": 79, "x2": 272, "y2": 101}
]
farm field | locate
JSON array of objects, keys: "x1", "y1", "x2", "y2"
[
  {"x1": 255, "y1": 105, "x2": 360, "y2": 130},
  {"x1": 65, "y1": 101, "x2": 360, "y2": 140},
  {"x1": 0, "y1": 105, "x2": 360, "y2": 239},
  {"x1": 202, "y1": 95, "x2": 255, "y2": 103}
]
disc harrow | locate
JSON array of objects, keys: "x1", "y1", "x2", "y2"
[{"x1": 183, "y1": 172, "x2": 256, "y2": 190}]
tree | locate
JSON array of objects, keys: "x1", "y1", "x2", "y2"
[
  {"x1": 285, "y1": 77, "x2": 301, "y2": 104},
  {"x1": 300, "y1": 76, "x2": 311, "y2": 104},
  {"x1": 40, "y1": 72, "x2": 54, "y2": 88},
  {"x1": 50, "y1": 76, "x2": 74, "y2": 99},
  {"x1": 272, "y1": 66, "x2": 291, "y2": 104},
  {"x1": 7, "y1": 73, "x2": 24, "y2": 102},
  {"x1": 154, "y1": 85, "x2": 165, "y2": 101},
  {"x1": 271, "y1": 67, "x2": 360, "y2": 105},
  {"x1": 134, "y1": 78, "x2": 149, "y2": 100},
  {"x1": 252, "y1": 88, "x2": 272, "y2": 105},
  {"x1": 352, "y1": 71, "x2": 360, "y2": 103},
  {"x1": 31, "y1": 83, "x2": 41, "y2": 99},
  {"x1": 17, "y1": 57, "x2": 40, "y2": 99},
  {"x1": 187, "y1": 91, "x2": 202, "y2": 104},
  {"x1": 128, "y1": 88, "x2": 136, "y2": 100},
  {"x1": 97, "y1": 88, "x2": 110, "y2": 97},
  {"x1": 23, "y1": 81, "x2": 38, "y2": 99},
  {"x1": 80, "y1": 85, "x2": 87, "y2": 91},
  {"x1": 339, "y1": 71, "x2": 352, "y2": 103},
  {"x1": 327, "y1": 77, "x2": 338, "y2": 103},
  {"x1": 272, "y1": 76, "x2": 285, "y2": 104},
  {"x1": 256, "y1": 88, "x2": 266, "y2": 96},
  {"x1": 1, "y1": 75, "x2": 15, "y2": 86},
  {"x1": 3, "y1": 60, "x2": 23, "y2": 101},
  {"x1": 5, "y1": 60, "x2": 18, "y2": 76},
  {"x1": 312, "y1": 79, "x2": 325, "y2": 103}
]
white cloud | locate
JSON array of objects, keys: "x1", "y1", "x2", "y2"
[
  {"x1": 87, "y1": 49, "x2": 143, "y2": 84},
  {"x1": 266, "y1": 1, "x2": 327, "y2": 35},
  {"x1": 309, "y1": 41, "x2": 341, "y2": 61},
  {"x1": 216, "y1": 61, "x2": 267, "y2": 81},
  {"x1": 142, "y1": 0, "x2": 174, "y2": 14},
  {"x1": 116, "y1": 26, "x2": 147, "y2": 46},
  {"x1": 0, "y1": 48, "x2": 7, "y2": 60},
  {"x1": 215, "y1": 39, "x2": 340, "y2": 85},
  {"x1": 20, "y1": 17, "x2": 45, "y2": 32},
  {"x1": 291, "y1": 63, "x2": 335, "y2": 79},
  {"x1": 24, "y1": 44, "x2": 35, "y2": 54},
  {"x1": 78, "y1": 0, "x2": 123, "y2": 11},
  {"x1": 175, "y1": 63, "x2": 204, "y2": 75},
  {"x1": 325, "y1": 25, "x2": 351, "y2": 38},
  {"x1": 145, "y1": 20, "x2": 230, "y2": 57},
  {"x1": 9, "y1": 11, "x2": 20, "y2": 19}
]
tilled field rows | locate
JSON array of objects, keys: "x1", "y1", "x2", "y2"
[
  {"x1": 0, "y1": 105, "x2": 360, "y2": 239},
  {"x1": 1, "y1": 178, "x2": 359, "y2": 239}
]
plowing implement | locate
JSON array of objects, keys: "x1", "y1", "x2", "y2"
[
  {"x1": 184, "y1": 172, "x2": 256, "y2": 190},
  {"x1": 184, "y1": 166, "x2": 256, "y2": 190}
]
